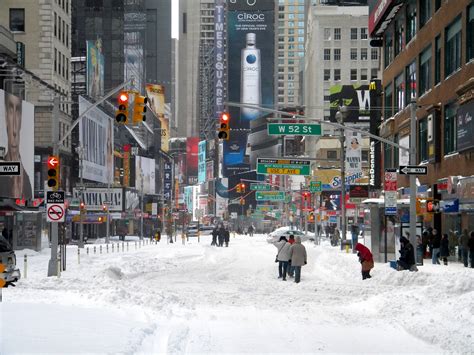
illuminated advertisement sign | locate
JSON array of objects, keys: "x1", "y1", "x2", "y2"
[
  {"x1": 198, "y1": 140, "x2": 206, "y2": 184},
  {"x1": 146, "y1": 84, "x2": 169, "y2": 152},
  {"x1": 86, "y1": 39, "x2": 105, "y2": 99}
]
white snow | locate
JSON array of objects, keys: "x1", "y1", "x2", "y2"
[{"x1": 1, "y1": 234, "x2": 473, "y2": 354}]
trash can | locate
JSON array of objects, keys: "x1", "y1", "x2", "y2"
[{"x1": 389, "y1": 260, "x2": 397, "y2": 269}]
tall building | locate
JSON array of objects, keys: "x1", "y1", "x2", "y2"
[
  {"x1": 369, "y1": 0, "x2": 474, "y2": 233},
  {"x1": 277, "y1": 0, "x2": 306, "y2": 107}
]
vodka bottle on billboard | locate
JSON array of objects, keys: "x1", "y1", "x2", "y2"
[{"x1": 240, "y1": 33, "x2": 261, "y2": 120}]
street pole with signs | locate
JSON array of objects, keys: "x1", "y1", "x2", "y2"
[{"x1": 335, "y1": 106, "x2": 348, "y2": 248}]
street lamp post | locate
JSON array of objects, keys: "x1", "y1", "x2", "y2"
[
  {"x1": 76, "y1": 146, "x2": 85, "y2": 248},
  {"x1": 140, "y1": 168, "x2": 144, "y2": 240},
  {"x1": 335, "y1": 106, "x2": 348, "y2": 249}
]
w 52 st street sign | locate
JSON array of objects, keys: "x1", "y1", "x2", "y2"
[{"x1": 268, "y1": 123, "x2": 321, "y2": 136}]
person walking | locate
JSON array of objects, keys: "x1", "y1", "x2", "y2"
[
  {"x1": 211, "y1": 226, "x2": 218, "y2": 246},
  {"x1": 460, "y1": 229, "x2": 470, "y2": 267},
  {"x1": 397, "y1": 236, "x2": 417, "y2": 271},
  {"x1": 416, "y1": 235, "x2": 424, "y2": 265},
  {"x1": 273, "y1": 236, "x2": 291, "y2": 281},
  {"x1": 289, "y1": 236, "x2": 307, "y2": 283},
  {"x1": 468, "y1": 231, "x2": 474, "y2": 268},
  {"x1": 287, "y1": 235, "x2": 296, "y2": 278},
  {"x1": 218, "y1": 225, "x2": 226, "y2": 247},
  {"x1": 431, "y1": 229, "x2": 441, "y2": 265},
  {"x1": 355, "y1": 243, "x2": 374, "y2": 280},
  {"x1": 439, "y1": 233, "x2": 450, "y2": 266},
  {"x1": 224, "y1": 227, "x2": 230, "y2": 247}
]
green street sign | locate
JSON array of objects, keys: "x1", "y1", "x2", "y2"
[
  {"x1": 250, "y1": 183, "x2": 271, "y2": 191},
  {"x1": 268, "y1": 123, "x2": 321, "y2": 136},
  {"x1": 310, "y1": 181, "x2": 322, "y2": 192},
  {"x1": 256, "y1": 158, "x2": 311, "y2": 176},
  {"x1": 256, "y1": 205, "x2": 272, "y2": 212},
  {"x1": 256, "y1": 191, "x2": 286, "y2": 201}
]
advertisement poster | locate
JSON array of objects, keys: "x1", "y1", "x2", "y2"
[
  {"x1": 320, "y1": 191, "x2": 341, "y2": 211},
  {"x1": 345, "y1": 131, "x2": 363, "y2": 179},
  {"x1": 0, "y1": 90, "x2": 34, "y2": 199},
  {"x1": 135, "y1": 156, "x2": 155, "y2": 194},
  {"x1": 315, "y1": 168, "x2": 368, "y2": 190},
  {"x1": 163, "y1": 161, "x2": 172, "y2": 200},
  {"x1": 86, "y1": 39, "x2": 104, "y2": 99},
  {"x1": 329, "y1": 84, "x2": 371, "y2": 123},
  {"x1": 186, "y1": 137, "x2": 199, "y2": 185},
  {"x1": 225, "y1": 0, "x2": 275, "y2": 177},
  {"x1": 145, "y1": 84, "x2": 169, "y2": 152},
  {"x1": 72, "y1": 188, "x2": 123, "y2": 212},
  {"x1": 198, "y1": 140, "x2": 206, "y2": 184},
  {"x1": 214, "y1": 0, "x2": 225, "y2": 120},
  {"x1": 79, "y1": 96, "x2": 114, "y2": 184},
  {"x1": 457, "y1": 100, "x2": 474, "y2": 152}
]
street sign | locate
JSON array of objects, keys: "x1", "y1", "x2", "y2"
[
  {"x1": 385, "y1": 191, "x2": 398, "y2": 216},
  {"x1": 398, "y1": 165, "x2": 428, "y2": 175},
  {"x1": 256, "y1": 191, "x2": 286, "y2": 201},
  {"x1": 267, "y1": 123, "x2": 321, "y2": 136},
  {"x1": 48, "y1": 156, "x2": 59, "y2": 168},
  {"x1": 310, "y1": 181, "x2": 322, "y2": 192},
  {"x1": 250, "y1": 183, "x2": 271, "y2": 191},
  {"x1": 257, "y1": 158, "x2": 311, "y2": 176},
  {"x1": 47, "y1": 191, "x2": 65, "y2": 204},
  {"x1": 0, "y1": 161, "x2": 20, "y2": 176},
  {"x1": 47, "y1": 191, "x2": 65, "y2": 223}
]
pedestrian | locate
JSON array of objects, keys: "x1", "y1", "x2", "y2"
[
  {"x1": 155, "y1": 229, "x2": 161, "y2": 242},
  {"x1": 397, "y1": 236, "x2": 417, "y2": 271},
  {"x1": 354, "y1": 243, "x2": 374, "y2": 280},
  {"x1": 416, "y1": 235, "x2": 424, "y2": 265},
  {"x1": 439, "y1": 233, "x2": 450, "y2": 266},
  {"x1": 218, "y1": 225, "x2": 225, "y2": 247},
  {"x1": 448, "y1": 230, "x2": 457, "y2": 257},
  {"x1": 273, "y1": 236, "x2": 291, "y2": 281},
  {"x1": 421, "y1": 231, "x2": 429, "y2": 259},
  {"x1": 351, "y1": 224, "x2": 359, "y2": 252},
  {"x1": 248, "y1": 224, "x2": 254, "y2": 237},
  {"x1": 460, "y1": 229, "x2": 470, "y2": 267},
  {"x1": 427, "y1": 227, "x2": 434, "y2": 257},
  {"x1": 224, "y1": 227, "x2": 230, "y2": 247},
  {"x1": 468, "y1": 231, "x2": 474, "y2": 268},
  {"x1": 287, "y1": 235, "x2": 296, "y2": 278},
  {"x1": 431, "y1": 229, "x2": 441, "y2": 265},
  {"x1": 211, "y1": 226, "x2": 218, "y2": 246},
  {"x1": 289, "y1": 236, "x2": 307, "y2": 283}
]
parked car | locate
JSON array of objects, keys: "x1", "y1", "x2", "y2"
[
  {"x1": 199, "y1": 225, "x2": 214, "y2": 236},
  {"x1": 267, "y1": 227, "x2": 314, "y2": 243},
  {"x1": 0, "y1": 243, "x2": 21, "y2": 286},
  {"x1": 185, "y1": 224, "x2": 200, "y2": 238}
]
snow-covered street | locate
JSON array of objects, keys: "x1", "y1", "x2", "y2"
[{"x1": 1, "y1": 234, "x2": 473, "y2": 354}]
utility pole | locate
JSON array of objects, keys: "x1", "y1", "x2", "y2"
[
  {"x1": 336, "y1": 106, "x2": 348, "y2": 248},
  {"x1": 410, "y1": 99, "x2": 417, "y2": 260},
  {"x1": 76, "y1": 146, "x2": 85, "y2": 248},
  {"x1": 140, "y1": 168, "x2": 144, "y2": 240}
]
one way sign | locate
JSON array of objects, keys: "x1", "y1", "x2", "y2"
[
  {"x1": 398, "y1": 165, "x2": 428, "y2": 175},
  {"x1": 0, "y1": 161, "x2": 21, "y2": 176}
]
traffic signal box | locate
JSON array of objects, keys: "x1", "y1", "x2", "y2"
[
  {"x1": 218, "y1": 112, "x2": 230, "y2": 140},
  {"x1": 427, "y1": 199, "x2": 440, "y2": 213},
  {"x1": 80, "y1": 202, "x2": 86, "y2": 214},
  {"x1": 132, "y1": 95, "x2": 148, "y2": 124},
  {"x1": 47, "y1": 155, "x2": 60, "y2": 190},
  {"x1": 115, "y1": 92, "x2": 129, "y2": 124},
  {"x1": 236, "y1": 184, "x2": 241, "y2": 193},
  {"x1": 240, "y1": 183, "x2": 246, "y2": 193}
]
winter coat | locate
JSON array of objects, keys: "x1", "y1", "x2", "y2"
[
  {"x1": 355, "y1": 243, "x2": 374, "y2": 272},
  {"x1": 431, "y1": 233, "x2": 441, "y2": 249},
  {"x1": 439, "y1": 236, "x2": 450, "y2": 257},
  {"x1": 460, "y1": 231, "x2": 469, "y2": 249},
  {"x1": 288, "y1": 238, "x2": 295, "y2": 245},
  {"x1": 274, "y1": 241, "x2": 292, "y2": 261},
  {"x1": 399, "y1": 236, "x2": 415, "y2": 268},
  {"x1": 468, "y1": 235, "x2": 474, "y2": 252},
  {"x1": 289, "y1": 236, "x2": 307, "y2": 266},
  {"x1": 224, "y1": 230, "x2": 230, "y2": 242}
]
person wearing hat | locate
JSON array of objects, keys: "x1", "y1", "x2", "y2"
[{"x1": 397, "y1": 236, "x2": 417, "y2": 271}]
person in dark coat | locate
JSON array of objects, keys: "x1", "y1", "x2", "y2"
[
  {"x1": 211, "y1": 227, "x2": 218, "y2": 246},
  {"x1": 468, "y1": 231, "x2": 474, "y2": 268},
  {"x1": 287, "y1": 235, "x2": 296, "y2": 277},
  {"x1": 218, "y1": 225, "x2": 225, "y2": 247},
  {"x1": 289, "y1": 236, "x2": 307, "y2": 283},
  {"x1": 431, "y1": 229, "x2": 441, "y2": 265},
  {"x1": 421, "y1": 231, "x2": 429, "y2": 259},
  {"x1": 459, "y1": 229, "x2": 469, "y2": 267},
  {"x1": 224, "y1": 227, "x2": 230, "y2": 247},
  {"x1": 355, "y1": 243, "x2": 374, "y2": 280},
  {"x1": 397, "y1": 236, "x2": 417, "y2": 271},
  {"x1": 439, "y1": 233, "x2": 450, "y2": 265}
]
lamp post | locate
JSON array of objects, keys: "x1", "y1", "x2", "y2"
[
  {"x1": 140, "y1": 168, "x2": 144, "y2": 240},
  {"x1": 335, "y1": 106, "x2": 348, "y2": 248},
  {"x1": 76, "y1": 146, "x2": 85, "y2": 248}
]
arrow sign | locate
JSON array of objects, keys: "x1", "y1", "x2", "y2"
[
  {"x1": 398, "y1": 165, "x2": 428, "y2": 175},
  {"x1": 48, "y1": 156, "x2": 59, "y2": 168}
]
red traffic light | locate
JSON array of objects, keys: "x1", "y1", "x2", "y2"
[
  {"x1": 47, "y1": 156, "x2": 59, "y2": 169},
  {"x1": 118, "y1": 92, "x2": 129, "y2": 103},
  {"x1": 221, "y1": 112, "x2": 229, "y2": 122}
]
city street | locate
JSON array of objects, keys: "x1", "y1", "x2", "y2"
[{"x1": 1, "y1": 234, "x2": 472, "y2": 354}]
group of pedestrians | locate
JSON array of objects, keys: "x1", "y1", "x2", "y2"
[
  {"x1": 211, "y1": 225, "x2": 230, "y2": 247},
  {"x1": 273, "y1": 235, "x2": 307, "y2": 283}
]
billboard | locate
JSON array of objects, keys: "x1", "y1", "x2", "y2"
[
  {"x1": 329, "y1": 84, "x2": 372, "y2": 123},
  {"x1": 72, "y1": 187, "x2": 123, "y2": 212},
  {"x1": 186, "y1": 137, "x2": 199, "y2": 185},
  {"x1": 79, "y1": 96, "x2": 114, "y2": 184},
  {"x1": 0, "y1": 90, "x2": 34, "y2": 199},
  {"x1": 135, "y1": 156, "x2": 155, "y2": 194},
  {"x1": 314, "y1": 168, "x2": 368, "y2": 190},
  {"x1": 163, "y1": 160, "x2": 172, "y2": 200},
  {"x1": 225, "y1": 0, "x2": 275, "y2": 176},
  {"x1": 345, "y1": 131, "x2": 362, "y2": 178},
  {"x1": 145, "y1": 84, "x2": 169, "y2": 152},
  {"x1": 457, "y1": 100, "x2": 474, "y2": 152},
  {"x1": 198, "y1": 140, "x2": 206, "y2": 184},
  {"x1": 214, "y1": 0, "x2": 225, "y2": 120},
  {"x1": 86, "y1": 39, "x2": 105, "y2": 99}
]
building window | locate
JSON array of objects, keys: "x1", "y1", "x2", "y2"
[
  {"x1": 361, "y1": 150, "x2": 369, "y2": 162},
  {"x1": 419, "y1": 45, "x2": 431, "y2": 96},
  {"x1": 324, "y1": 28, "x2": 331, "y2": 40},
  {"x1": 334, "y1": 28, "x2": 341, "y2": 40},
  {"x1": 384, "y1": 82, "x2": 393, "y2": 119},
  {"x1": 324, "y1": 49, "x2": 331, "y2": 61},
  {"x1": 420, "y1": 0, "x2": 431, "y2": 28},
  {"x1": 324, "y1": 69, "x2": 330, "y2": 81},
  {"x1": 327, "y1": 150, "x2": 337, "y2": 160},
  {"x1": 406, "y1": 0, "x2": 417, "y2": 43},
  {"x1": 435, "y1": 34, "x2": 441, "y2": 84},
  {"x1": 419, "y1": 118, "x2": 428, "y2": 162},
  {"x1": 279, "y1": 13, "x2": 284, "y2": 19},
  {"x1": 371, "y1": 48, "x2": 378, "y2": 60},
  {"x1": 371, "y1": 68, "x2": 378, "y2": 79},
  {"x1": 334, "y1": 69, "x2": 341, "y2": 81},
  {"x1": 361, "y1": 27, "x2": 368, "y2": 40},
  {"x1": 334, "y1": 48, "x2": 341, "y2": 61},
  {"x1": 395, "y1": 72, "x2": 405, "y2": 112},
  {"x1": 9, "y1": 9, "x2": 25, "y2": 32},
  {"x1": 350, "y1": 69, "x2": 357, "y2": 81},
  {"x1": 360, "y1": 48, "x2": 368, "y2": 60},
  {"x1": 405, "y1": 61, "x2": 416, "y2": 103},
  {"x1": 350, "y1": 28, "x2": 357, "y2": 40},
  {"x1": 467, "y1": 4, "x2": 474, "y2": 62},
  {"x1": 435, "y1": 0, "x2": 442, "y2": 11},
  {"x1": 445, "y1": 16, "x2": 461, "y2": 77},
  {"x1": 350, "y1": 48, "x2": 357, "y2": 60},
  {"x1": 384, "y1": 30, "x2": 393, "y2": 68},
  {"x1": 360, "y1": 68, "x2": 368, "y2": 81},
  {"x1": 384, "y1": 143, "x2": 392, "y2": 169},
  {"x1": 54, "y1": 48, "x2": 57, "y2": 73},
  {"x1": 444, "y1": 103, "x2": 457, "y2": 155},
  {"x1": 395, "y1": 15, "x2": 405, "y2": 56}
]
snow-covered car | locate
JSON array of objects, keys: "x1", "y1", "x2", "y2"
[
  {"x1": 0, "y1": 250, "x2": 21, "y2": 286},
  {"x1": 267, "y1": 228, "x2": 314, "y2": 243}
]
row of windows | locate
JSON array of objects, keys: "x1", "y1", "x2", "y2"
[
  {"x1": 279, "y1": 28, "x2": 305, "y2": 35},
  {"x1": 278, "y1": 51, "x2": 305, "y2": 58},
  {"x1": 323, "y1": 48, "x2": 378, "y2": 61},
  {"x1": 54, "y1": 12, "x2": 69, "y2": 48},
  {"x1": 323, "y1": 27, "x2": 368, "y2": 41},
  {"x1": 279, "y1": 0, "x2": 305, "y2": 4},
  {"x1": 384, "y1": 4, "x2": 474, "y2": 119},
  {"x1": 278, "y1": 66, "x2": 296, "y2": 73},
  {"x1": 55, "y1": 0, "x2": 69, "y2": 14},
  {"x1": 54, "y1": 48, "x2": 69, "y2": 81},
  {"x1": 278, "y1": 74, "x2": 296, "y2": 81},
  {"x1": 279, "y1": 13, "x2": 305, "y2": 20},
  {"x1": 278, "y1": 21, "x2": 305, "y2": 28},
  {"x1": 278, "y1": 43, "x2": 305, "y2": 51},
  {"x1": 278, "y1": 5, "x2": 305, "y2": 12},
  {"x1": 323, "y1": 68, "x2": 378, "y2": 82},
  {"x1": 278, "y1": 36, "x2": 305, "y2": 43}
]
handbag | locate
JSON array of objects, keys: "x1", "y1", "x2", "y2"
[{"x1": 275, "y1": 255, "x2": 279, "y2": 263}]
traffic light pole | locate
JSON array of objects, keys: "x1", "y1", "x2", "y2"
[{"x1": 410, "y1": 100, "x2": 417, "y2": 262}]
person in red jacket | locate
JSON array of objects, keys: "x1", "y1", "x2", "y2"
[{"x1": 355, "y1": 243, "x2": 374, "y2": 280}]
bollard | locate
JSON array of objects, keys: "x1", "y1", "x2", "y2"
[
  {"x1": 127, "y1": 242, "x2": 129, "y2": 251},
  {"x1": 135, "y1": 241, "x2": 137, "y2": 250},
  {"x1": 182, "y1": 235, "x2": 185, "y2": 245},
  {"x1": 106, "y1": 244, "x2": 109, "y2": 253},
  {"x1": 346, "y1": 244, "x2": 350, "y2": 253},
  {"x1": 94, "y1": 246, "x2": 96, "y2": 254},
  {"x1": 24, "y1": 254, "x2": 27, "y2": 279},
  {"x1": 122, "y1": 243, "x2": 124, "y2": 252},
  {"x1": 78, "y1": 248, "x2": 80, "y2": 265},
  {"x1": 87, "y1": 247, "x2": 89, "y2": 255},
  {"x1": 112, "y1": 244, "x2": 114, "y2": 252}
]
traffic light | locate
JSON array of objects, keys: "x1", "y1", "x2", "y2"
[
  {"x1": 47, "y1": 155, "x2": 60, "y2": 190},
  {"x1": 115, "y1": 92, "x2": 129, "y2": 124},
  {"x1": 236, "y1": 184, "x2": 241, "y2": 193},
  {"x1": 102, "y1": 204, "x2": 108, "y2": 212},
  {"x1": 427, "y1": 199, "x2": 440, "y2": 213},
  {"x1": 132, "y1": 95, "x2": 148, "y2": 124},
  {"x1": 308, "y1": 211, "x2": 314, "y2": 222},
  {"x1": 240, "y1": 198, "x2": 245, "y2": 205},
  {"x1": 80, "y1": 201, "x2": 86, "y2": 214},
  {"x1": 218, "y1": 112, "x2": 230, "y2": 140},
  {"x1": 240, "y1": 183, "x2": 246, "y2": 193}
]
